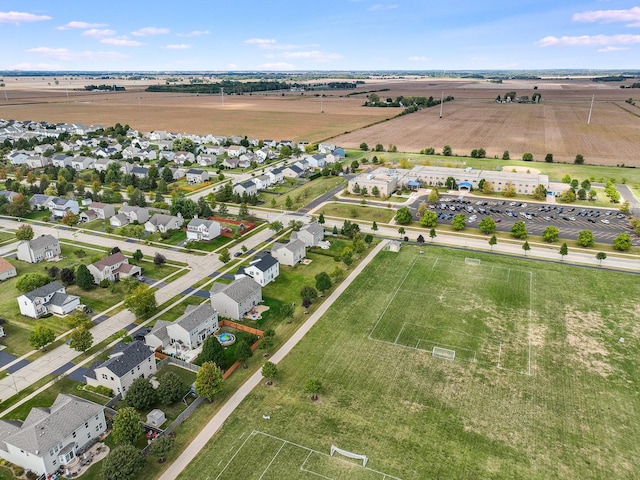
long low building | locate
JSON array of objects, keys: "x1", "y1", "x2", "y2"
[{"x1": 348, "y1": 165, "x2": 551, "y2": 196}]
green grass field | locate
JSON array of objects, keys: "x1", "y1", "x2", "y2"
[{"x1": 178, "y1": 246, "x2": 640, "y2": 480}]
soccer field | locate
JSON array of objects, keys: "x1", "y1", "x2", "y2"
[{"x1": 178, "y1": 246, "x2": 640, "y2": 480}]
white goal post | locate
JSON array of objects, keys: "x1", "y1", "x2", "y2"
[
  {"x1": 432, "y1": 346, "x2": 456, "y2": 361},
  {"x1": 330, "y1": 445, "x2": 368, "y2": 467},
  {"x1": 465, "y1": 257, "x2": 481, "y2": 265}
]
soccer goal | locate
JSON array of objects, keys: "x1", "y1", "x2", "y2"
[
  {"x1": 465, "y1": 257, "x2": 481, "y2": 265},
  {"x1": 330, "y1": 445, "x2": 368, "y2": 467},
  {"x1": 432, "y1": 346, "x2": 456, "y2": 361}
]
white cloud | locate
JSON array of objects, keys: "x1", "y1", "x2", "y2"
[
  {"x1": 100, "y1": 37, "x2": 144, "y2": 47},
  {"x1": 0, "y1": 11, "x2": 51, "y2": 24},
  {"x1": 131, "y1": 27, "x2": 170, "y2": 37},
  {"x1": 245, "y1": 38, "x2": 277, "y2": 48},
  {"x1": 282, "y1": 50, "x2": 342, "y2": 61},
  {"x1": 82, "y1": 29, "x2": 116, "y2": 38},
  {"x1": 7, "y1": 62, "x2": 62, "y2": 70},
  {"x1": 536, "y1": 34, "x2": 640, "y2": 47},
  {"x1": 369, "y1": 4, "x2": 398, "y2": 11},
  {"x1": 598, "y1": 46, "x2": 628, "y2": 52},
  {"x1": 408, "y1": 55, "x2": 427, "y2": 62},
  {"x1": 573, "y1": 7, "x2": 640, "y2": 27},
  {"x1": 57, "y1": 20, "x2": 106, "y2": 30},
  {"x1": 164, "y1": 44, "x2": 191, "y2": 50},
  {"x1": 178, "y1": 30, "x2": 210, "y2": 37},
  {"x1": 226, "y1": 63, "x2": 238, "y2": 69},
  {"x1": 26, "y1": 47, "x2": 128, "y2": 62},
  {"x1": 258, "y1": 62, "x2": 295, "y2": 70}
]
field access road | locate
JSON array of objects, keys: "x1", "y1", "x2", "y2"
[{"x1": 159, "y1": 240, "x2": 387, "y2": 480}]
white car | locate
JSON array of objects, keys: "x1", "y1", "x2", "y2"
[
  {"x1": 601, "y1": 219, "x2": 610, "y2": 224},
  {"x1": 521, "y1": 203, "x2": 528, "y2": 207}
]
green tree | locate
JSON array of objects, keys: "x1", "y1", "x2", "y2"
[
  {"x1": 29, "y1": 325, "x2": 55, "y2": 351},
  {"x1": 69, "y1": 327, "x2": 93, "y2": 352},
  {"x1": 75, "y1": 264, "x2": 94, "y2": 289},
  {"x1": 262, "y1": 361, "x2": 278, "y2": 383},
  {"x1": 236, "y1": 340, "x2": 253, "y2": 367},
  {"x1": 315, "y1": 272, "x2": 332, "y2": 295},
  {"x1": 452, "y1": 214, "x2": 466, "y2": 231},
  {"x1": 304, "y1": 378, "x2": 322, "y2": 401},
  {"x1": 268, "y1": 221, "x2": 283, "y2": 233},
  {"x1": 153, "y1": 252, "x2": 166, "y2": 266},
  {"x1": 372, "y1": 221, "x2": 378, "y2": 231},
  {"x1": 218, "y1": 248, "x2": 230, "y2": 263},
  {"x1": 112, "y1": 407, "x2": 143, "y2": 445},
  {"x1": 442, "y1": 145, "x2": 452, "y2": 156},
  {"x1": 510, "y1": 221, "x2": 527, "y2": 239},
  {"x1": 613, "y1": 232, "x2": 632, "y2": 251},
  {"x1": 397, "y1": 227, "x2": 406, "y2": 236},
  {"x1": 429, "y1": 228, "x2": 437, "y2": 242},
  {"x1": 238, "y1": 202, "x2": 250, "y2": 219},
  {"x1": 532, "y1": 184, "x2": 547, "y2": 200},
  {"x1": 502, "y1": 182, "x2": 516, "y2": 197},
  {"x1": 7, "y1": 193, "x2": 31, "y2": 217},
  {"x1": 561, "y1": 174, "x2": 572, "y2": 184},
  {"x1": 318, "y1": 213, "x2": 325, "y2": 224},
  {"x1": 359, "y1": 142, "x2": 368, "y2": 151},
  {"x1": 371, "y1": 186, "x2": 380, "y2": 197},
  {"x1": 428, "y1": 188, "x2": 439, "y2": 203},
  {"x1": 596, "y1": 251, "x2": 607, "y2": 266},
  {"x1": 574, "y1": 154, "x2": 585, "y2": 165},
  {"x1": 559, "y1": 242, "x2": 568, "y2": 261},
  {"x1": 124, "y1": 284, "x2": 157, "y2": 319},
  {"x1": 577, "y1": 229, "x2": 595, "y2": 247},
  {"x1": 478, "y1": 216, "x2": 496, "y2": 234},
  {"x1": 420, "y1": 210, "x2": 438, "y2": 227},
  {"x1": 16, "y1": 273, "x2": 50, "y2": 293},
  {"x1": 364, "y1": 233, "x2": 373, "y2": 246},
  {"x1": 195, "y1": 362, "x2": 224, "y2": 402},
  {"x1": 488, "y1": 234, "x2": 497, "y2": 250},
  {"x1": 149, "y1": 436, "x2": 174, "y2": 463},
  {"x1": 522, "y1": 152, "x2": 533, "y2": 161},
  {"x1": 502, "y1": 150, "x2": 510, "y2": 160},
  {"x1": 199, "y1": 336, "x2": 226, "y2": 367},
  {"x1": 560, "y1": 188, "x2": 576, "y2": 203},
  {"x1": 285, "y1": 195, "x2": 293, "y2": 210},
  {"x1": 581, "y1": 179, "x2": 591, "y2": 190},
  {"x1": 300, "y1": 285, "x2": 318, "y2": 305},
  {"x1": 544, "y1": 153, "x2": 553, "y2": 163},
  {"x1": 15, "y1": 224, "x2": 34, "y2": 241},
  {"x1": 157, "y1": 372, "x2": 185, "y2": 405},
  {"x1": 542, "y1": 225, "x2": 559, "y2": 243},
  {"x1": 394, "y1": 207, "x2": 413, "y2": 225},
  {"x1": 61, "y1": 211, "x2": 80, "y2": 226},
  {"x1": 417, "y1": 201, "x2": 428, "y2": 218},
  {"x1": 522, "y1": 241, "x2": 531, "y2": 256},
  {"x1": 101, "y1": 445, "x2": 146, "y2": 480},
  {"x1": 132, "y1": 249, "x2": 144, "y2": 262},
  {"x1": 126, "y1": 378, "x2": 157, "y2": 410}
]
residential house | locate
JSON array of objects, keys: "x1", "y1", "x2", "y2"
[
  {"x1": 237, "y1": 157, "x2": 252, "y2": 169},
  {"x1": 29, "y1": 194, "x2": 54, "y2": 210},
  {"x1": 297, "y1": 141, "x2": 310, "y2": 152},
  {"x1": 112, "y1": 205, "x2": 149, "y2": 227},
  {"x1": 145, "y1": 213, "x2": 184, "y2": 233},
  {"x1": 121, "y1": 145, "x2": 140, "y2": 159},
  {"x1": 326, "y1": 152, "x2": 342, "y2": 164},
  {"x1": 221, "y1": 157, "x2": 240, "y2": 169},
  {"x1": 254, "y1": 148, "x2": 269, "y2": 163},
  {"x1": 170, "y1": 167, "x2": 185, "y2": 180},
  {"x1": 94, "y1": 147, "x2": 118, "y2": 158},
  {"x1": 119, "y1": 162, "x2": 134, "y2": 175},
  {"x1": 186, "y1": 217, "x2": 221, "y2": 241},
  {"x1": 210, "y1": 276, "x2": 262, "y2": 320},
  {"x1": 174, "y1": 151, "x2": 195, "y2": 165},
  {"x1": 51, "y1": 154, "x2": 73, "y2": 168},
  {"x1": 233, "y1": 180, "x2": 258, "y2": 197},
  {"x1": 227, "y1": 145, "x2": 246, "y2": 158},
  {"x1": 139, "y1": 148, "x2": 157, "y2": 161},
  {"x1": 71, "y1": 156, "x2": 94, "y2": 171},
  {"x1": 80, "y1": 202, "x2": 115, "y2": 222},
  {"x1": 212, "y1": 136, "x2": 227, "y2": 146},
  {"x1": 150, "y1": 139, "x2": 174, "y2": 151},
  {"x1": 47, "y1": 197, "x2": 80, "y2": 218},
  {"x1": 265, "y1": 167, "x2": 284, "y2": 184},
  {"x1": 186, "y1": 169, "x2": 210, "y2": 184},
  {"x1": 229, "y1": 136, "x2": 243, "y2": 145},
  {"x1": 196, "y1": 153, "x2": 217, "y2": 167},
  {"x1": 318, "y1": 142, "x2": 336, "y2": 154},
  {"x1": 294, "y1": 159, "x2": 310, "y2": 171},
  {"x1": 7, "y1": 150, "x2": 29, "y2": 165},
  {"x1": 204, "y1": 145, "x2": 226, "y2": 155},
  {"x1": 263, "y1": 139, "x2": 277, "y2": 148},
  {"x1": 92, "y1": 157, "x2": 115, "y2": 172},
  {"x1": 26, "y1": 155, "x2": 51, "y2": 169},
  {"x1": 145, "y1": 303, "x2": 219, "y2": 352},
  {"x1": 238, "y1": 254, "x2": 279, "y2": 286},
  {"x1": 0, "y1": 257, "x2": 17, "y2": 281},
  {"x1": 0, "y1": 191, "x2": 18, "y2": 203},
  {"x1": 278, "y1": 140, "x2": 293, "y2": 148},
  {"x1": 271, "y1": 239, "x2": 306, "y2": 266},
  {"x1": 84, "y1": 341, "x2": 156, "y2": 397},
  {"x1": 252, "y1": 175, "x2": 271, "y2": 190},
  {"x1": 159, "y1": 151, "x2": 175, "y2": 162},
  {"x1": 281, "y1": 164, "x2": 304, "y2": 179},
  {"x1": 0, "y1": 394, "x2": 106, "y2": 476},
  {"x1": 17, "y1": 280, "x2": 80, "y2": 318},
  {"x1": 306, "y1": 154, "x2": 327, "y2": 169},
  {"x1": 16, "y1": 235, "x2": 61, "y2": 263},
  {"x1": 78, "y1": 209, "x2": 98, "y2": 223},
  {"x1": 131, "y1": 166, "x2": 149, "y2": 179},
  {"x1": 290, "y1": 222, "x2": 324, "y2": 247},
  {"x1": 87, "y1": 252, "x2": 141, "y2": 284}
]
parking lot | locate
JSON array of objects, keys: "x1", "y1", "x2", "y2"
[{"x1": 430, "y1": 196, "x2": 636, "y2": 244}]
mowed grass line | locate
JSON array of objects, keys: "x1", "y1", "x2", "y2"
[{"x1": 179, "y1": 247, "x2": 640, "y2": 480}]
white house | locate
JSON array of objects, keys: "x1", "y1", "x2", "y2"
[
  {"x1": 71, "y1": 156, "x2": 95, "y2": 171},
  {"x1": 238, "y1": 254, "x2": 279, "y2": 286},
  {"x1": 87, "y1": 252, "x2": 142, "y2": 284},
  {"x1": 16, "y1": 235, "x2": 61, "y2": 263},
  {"x1": 186, "y1": 169, "x2": 210, "y2": 184},
  {"x1": 84, "y1": 341, "x2": 156, "y2": 397},
  {"x1": 186, "y1": 217, "x2": 221, "y2": 241},
  {"x1": 306, "y1": 154, "x2": 327, "y2": 169},
  {"x1": 271, "y1": 239, "x2": 306, "y2": 267},
  {"x1": 227, "y1": 145, "x2": 246, "y2": 157},
  {"x1": 145, "y1": 213, "x2": 184, "y2": 233},
  {"x1": 145, "y1": 303, "x2": 219, "y2": 352},
  {"x1": 17, "y1": 281, "x2": 80, "y2": 318},
  {"x1": 112, "y1": 205, "x2": 150, "y2": 227},
  {"x1": 281, "y1": 165, "x2": 304, "y2": 179},
  {"x1": 210, "y1": 277, "x2": 262, "y2": 320},
  {"x1": 0, "y1": 394, "x2": 106, "y2": 476},
  {"x1": 80, "y1": 202, "x2": 115, "y2": 221},
  {"x1": 252, "y1": 175, "x2": 271, "y2": 190},
  {"x1": 51, "y1": 154, "x2": 73, "y2": 168},
  {"x1": 290, "y1": 222, "x2": 324, "y2": 247},
  {"x1": 197, "y1": 153, "x2": 217, "y2": 166},
  {"x1": 318, "y1": 142, "x2": 336, "y2": 154},
  {"x1": 7, "y1": 151, "x2": 29, "y2": 165},
  {"x1": 26, "y1": 155, "x2": 51, "y2": 169},
  {"x1": 265, "y1": 167, "x2": 284, "y2": 184},
  {"x1": 233, "y1": 180, "x2": 258, "y2": 197},
  {"x1": 0, "y1": 257, "x2": 17, "y2": 281},
  {"x1": 47, "y1": 197, "x2": 80, "y2": 218},
  {"x1": 29, "y1": 194, "x2": 54, "y2": 210},
  {"x1": 174, "y1": 151, "x2": 195, "y2": 165}
]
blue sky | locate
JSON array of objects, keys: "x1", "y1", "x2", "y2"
[{"x1": 1, "y1": 1, "x2": 639, "y2": 71}]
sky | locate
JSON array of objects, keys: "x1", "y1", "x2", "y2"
[{"x1": 1, "y1": 1, "x2": 639, "y2": 71}]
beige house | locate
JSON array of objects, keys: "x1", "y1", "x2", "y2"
[
  {"x1": 271, "y1": 239, "x2": 306, "y2": 267},
  {"x1": 87, "y1": 252, "x2": 141, "y2": 284},
  {"x1": 16, "y1": 235, "x2": 61, "y2": 263},
  {"x1": 144, "y1": 303, "x2": 219, "y2": 351},
  {"x1": 210, "y1": 277, "x2": 262, "y2": 320},
  {"x1": 290, "y1": 222, "x2": 324, "y2": 248}
]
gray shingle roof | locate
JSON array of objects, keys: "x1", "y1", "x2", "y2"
[
  {"x1": 23, "y1": 280, "x2": 64, "y2": 301},
  {"x1": 48, "y1": 291, "x2": 78, "y2": 307},
  {"x1": 302, "y1": 222, "x2": 324, "y2": 235},
  {"x1": 188, "y1": 218, "x2": 216, "y2": 228},
  {"x1": 210, "y1": 276, "x2": 261, "y2": 303},
  {"x1": 96, "y1": 341, "x2": 154, "y2": 377},
  {"x1": 28, "y1": 234, "x2": 59, "y2": 251},
  {"x1": 176, "y1": 303, "x2": 217, "y2": 331}
]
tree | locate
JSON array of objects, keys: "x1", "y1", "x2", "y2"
[
  {"x1": 397, "y1": 227, "x2": 405, "y2": 237},
  {"x1": 420, "y1": 210, "x2": 438, "y2": 228},
  {"x1": 268, "y1": 221, "x2": 283, "y2": 233},
  {"x1": 559, "y1": 242, "x2": 568, "y2": 261},
  {"x1": 154, "y1": 252, "x2": 166, "y2": 266},
  {"x1": 69, "y1": 327, "x2": 93, "y2": 352},
  {"x1": 394, "y1": 207, "x2": 412, "y2": 225},
  {"x1": 488, "y1": 235, "x2": 497, "y2": 250},
  {"x1": 416, "y1": 234, "x2": 424, "y2": 243},
  {"x1": 7, "y1": 193, "x2": 31, "y2": 217},
  {"x1": 236, "y1": 340, "x2": 253, "y2": 367},
  {"x1": 620, "y1": 201, "x2": 631, "y2": 214},
  {"x1": 29, "y1": 325, "x2": 55, "y2": 351},
  {"x1": 429, "y1": 228, "x2": 437, "y2": 241},
  {"x1": 61, "y1": 211, "x2": 80, "y2": 226},
  {"x1": 157, "y1": 372, "x2": 185, "y2": 405},
  {"x1": 371, "y1": 221, "x2": 378, "y2": 231},
  {"x1": 132, "y1": 249, "x2": 144, "y2": 262},
  {"x1": 238, "y1": 202, "x2": 250, "y2": 219},
  {"x1": 596, "y1": 251, "x2": 607, "y2": 266},
  {"x1": 359, "y1": 142, "x2": 369, "y2": 151},
  {"x1": 574, "y1": 154, "x2": 585, "y2": 165},
  {"x1": 300, "y1": 286, "x2": 318, "y2": 305},
  {"x1": 199, "y1": 335, "x2": 226, "y2": 367},
  {"x1": 561, "y1": 174, "x2": 572, "y2": 184},
  {"x1": 47, "y1": 265, "x2": 60, "y2": 279},
  {"x1": 613, "y1": 232, "x2": 632, "y2": 251},
  {"x1": 124, "y1": 284, "x2": 157, "y2": 319},
  {"x1": 15, "y1": 224, "x2": 34, "y2": 241},
  {"x1": 195, "y1": 362, "x2": 224, "y2": 402},
  {"x1": 60, "y1": 267, "x2": 75, "y2": 285},
  {"x1": 542, "y1": 225, "x2": 560, "y2": 243},
  {"x1": 445, "y1": 176, "x2": 457, "y2": 190},
  {"x1": 219, "y1": 248, "x2": 230, "y2": 263},
  {"x1": 149, "y1": 436, "x2": 174, "y2": 464},
  {"x1": 522, "y1": 241, "x2": 531, "y2": 256},
  {"x1": 502, "y1": 150, "x2": 510, "y2": 160},
  {"x1": 482, "y1": 180, "x2": 495, "y2": 195},
  {"x1": 129, "y1": 189, "x2": 147, "y2": 207},
  {"x1": 545, "y1": 153, "x2": 553, "y2": 163},
  {"x1": 304, "y1": 378, "x2": 322, "y2": 401},
  {"x1": 16, "y1": 273, "x2": 50, "y2": 293},
  {"x1": 262, "y1": 361, "x2": 278, "y2": 383},
  {"x1": 478, "y1": 217, "x2": 496, "y2": 234},
  {"x1": 285, "y1": 195, "x2": 293, "y2": 210},
  {"x1": 510, "y1": 221, "x2": 527, "y2": 239},
  {"x1": 452, "y1": 214, "x2": 466, "y2": 231},
  {"x1": 577, "y1": 229, "x2": 595, "y2": 247},
  {"x1": 315, "y1": 272, "x2": 332, "y2": 295},
  {"x1": 417, "y1": 201, "x2": 428, "y2": 218},
  {"x1": 101, "y1": 445, "x2": 146, "y2": 480},
  {"x1": 560, "y1": 188, "x2": 576, "y2": 203},
  {"x1": 522, "y1": 152, "x2": 533, "y2": 161},
  {"x1": 502, "y1": 182, "x2": 516, "y2": 197},
  {"x1": 442, "y1": 145, "x2": 452, "y2": 156},
  {"x1": 112, "y1": 407, "x2": 143, "y2": 445},
  {"x1": 318, "y1": 213, "x2": 325, "y2": 225},
  {"x1": 75, "y1": 264, "x2": 94, "y2": 289},
  {"x1": 126, "y1": 378, "x2": 157, "y2": 410},
  {"x1": 533, "y1": 184, "x2": 547, "y2": 200},
  {"x1": 428, "y1": 188, "x2": 439, "y2": 203},
  {"x1": 581, "y1": 179, "x2": 591, "y2": 191}
]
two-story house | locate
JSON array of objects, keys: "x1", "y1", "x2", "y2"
[
  {"x1": 186, "y1": 168, "x2": 210, "y2": 184},
  {"x1": 271, "y1": 239, "x2": 306, "y2": 267},
  {"x1": 79, "y1": 202, "x2": 115, "y2": 223},
  {"x1": 47, "y1": 197, "x2": 80, "y2": 218},
  {"x1": 87, "y1": 252, "x2": 142, "y2": 284},
  {"x1": 210, "y1": 277, "x2": 262, "y2": 320},
  {"x1": 17, "y1": 281, "x2": 80, "y2": 318},
  {"x1": 233, "y1": 180, "x2": 258, "y2": 197},
  {"x1": 290, "y1": 222, "x2": 325, "y2": 248},
  {"x1": 16, "y1": 235, "x2": 61, "y2": 263},
  {"x1": 145, "y1": 213, "x2": 184, "y2": 233},
  {"x1": 186, "y1": 217, "x2": 221, "y2": 241},
  {"x1": 238, "y1": 254, "x2": 279, "y2": 286},
  {"x1": 71, "y1": 156, "x2": 95, "y2": 171},
  {"x1": 145, "y1": 303, "x2": 219, "y2": 352},
  {"x1": 110, "y1": 205, "x2": 150, "y2": 228}
]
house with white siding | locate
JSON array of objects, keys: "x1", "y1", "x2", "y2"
[
  {"x1": 17, "y1": 281, "x2": 80, "y2": 318},
  {"x1": 145, "y1": 303, "x2": 219, "y2": 352},
  {"x1": 210, "y1": 277, "x2": 262, "y2": 320},
  {"x1": 238, "y1": 254, "x2": 279, "y2": 286},
  {"x1": 186, "y1": 217, "x2": 221, "y2": 241},
  {"x1": 16, "y1": 235, "x2": 61, "y2": 263},
  {"x1": 271, "y1": 239, "x2": 306, "y2": 266}
]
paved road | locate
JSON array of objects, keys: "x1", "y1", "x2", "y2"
[{"x1": 159, "y1": 241, "x2": 386, "y2": 480}]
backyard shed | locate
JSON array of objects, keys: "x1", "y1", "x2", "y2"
[{"x1": 147, "y1": 409, "x2": 166, "y2": 427}]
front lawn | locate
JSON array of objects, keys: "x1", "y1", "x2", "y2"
[{"x1": 319, "y1": 202, "x2": 395, "y2": 223}]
